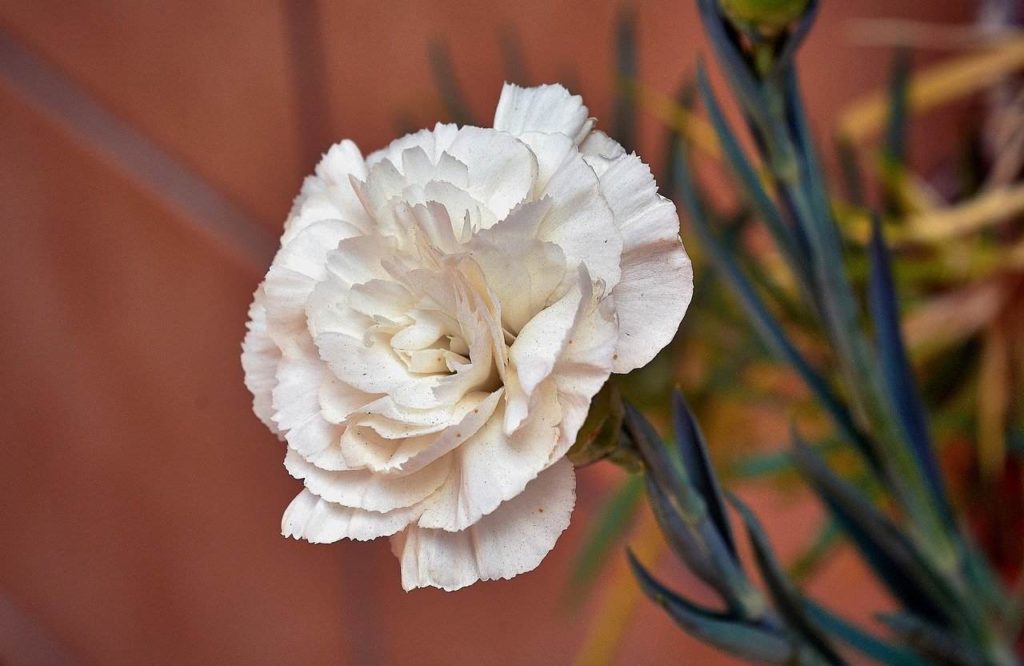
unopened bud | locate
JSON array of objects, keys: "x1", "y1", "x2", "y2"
[{"x1": 719, "y1": 0, "x2": 810, "y2": 35}]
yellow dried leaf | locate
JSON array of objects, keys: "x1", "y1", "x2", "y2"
[{"x1": 839, "y1": 38, "x2": 1024, "y2": 141}]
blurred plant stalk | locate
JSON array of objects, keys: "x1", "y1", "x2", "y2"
[{"x1": 614, "y1": 1, "x2": 1024, "y2": 664}]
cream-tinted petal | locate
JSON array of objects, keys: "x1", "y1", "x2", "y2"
[
  {"x1": 537, "y1": 152, "x2": 622, "y2": 289},
  {"x1": 493, "y1": 83, "x2": 593, "y2": 144},
  {"x1": 241, "y1": 287, "x2": 282, "y2": 435},
  {"x1": 284, "y1": 448, "x2": 450, "y2": 513},
  {"x1": 284, "y1": 140, "x2": 370, "y2": 244},
  {"x1": 446, "y1": 126, "x2": 538, "y2": 221},
  {"x1": 592, "y1": 154, "x2": 692, "y2": 372},
  {"x1": 393, "y1": 458, "x2": 576, "y2": 591},
  {"x1": 282, "y1": 489, "x2": 418, "y2": 543},
  {"x1": 366, "y1": 122, "x2": 460, "y2": 168},
  {"x1": 416, "y1": 383, "x2": 561, "y2": 532}
]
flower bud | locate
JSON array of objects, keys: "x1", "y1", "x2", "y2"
[{"x1": 719, "y1": 0, "x2": 810, "y2": 35}]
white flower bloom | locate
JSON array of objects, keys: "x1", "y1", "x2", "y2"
[{"x1": 242, "y1": 83, "x2": 692, "y2": 591}]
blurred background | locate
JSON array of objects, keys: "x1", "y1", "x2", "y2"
[{"x1": 0, "y1": 0, "x2": 1001, "y2": 664}]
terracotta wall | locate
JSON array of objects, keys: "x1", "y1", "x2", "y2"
[{"x1": 0, "y1": 1, "x2": 973, "y2": 664}]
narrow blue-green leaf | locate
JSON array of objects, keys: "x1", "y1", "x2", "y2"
[
  {"x1": 626, "y1": 403, "x2": 755, "y2": 614},
  {"x1": 623, "y1": 403, "x2": 700, "y2": 514},
  {"x1": 774, "y1": 0, "x2": 821, "y2": 75},
  {"x1": 804, "y1": 601, "x2": 929, "y2": 666},
  {"x1": 695, "y1": 0, "x2": 764, "y2": 120},
  {"x1": 427, "y1": 40, "x2": 475, "y2": 126},
  {"x1": 876, "y1": 613, "x2": 982, "y2": 666},
  {"x1": 791, "y1": 434, "x2": 954, "y2": 626},
  {"x1": 867, "y1": 214, "x2": 953, "y2": 524},
  {"x1": 568, "y1": 474, "x2": 644, "y2": 602},
  {"x1": 696, "y1": 64, "x2": 809, "y2": 280},
  {"x1": 728, "y1": 493, "x2": 845, "y2": 665},
  {"x1": 673, "y1": 142, "x2": 876, "y2": 469},
  {"x1": 672, "y1": 389, "x2": 737, "y2": 557},
  {"x1": 643, "y1": 474, "x2": 752, "y2": 613},
  {"x1": 613, "y1": 4, "x2": 637, "y2": 152},
  {"x1": 628, "y1": 551, "x2": 796, "y2": 664}
]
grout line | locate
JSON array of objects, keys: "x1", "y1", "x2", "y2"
[{"x1": 0, "y1": 28, "x2": 279, "y2": 271}]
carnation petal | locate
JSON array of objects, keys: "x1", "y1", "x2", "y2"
[
  {"x1": 241, "y1": 288, "x2": 282, "y2": 435},
  {"x1": 284, "y1": 140, "x2": 369, "y2": 244},
  {"x1": 466, "y1": 204, "x2": 567, "y2": 334},
  {"x1": 549, "y1": 287, "x2": 619, "y2": 459},
  {"x1": 493, "y1": 83, "x2": 593, "y2": 144},
  {"x1": 516, "y1": 131, "x2": 575, "y2": 195},
  {"x1": 415, "y1": 383, "x2": 561, "y2": 532},
  {"x1": 282, "y1": 489, "x2": 418, "y2": 543},
  {"x1": 579, "y1": 129, "x2": 626, "y2": 166},
  {"x1": 537, "y1": 152, "x2": 622, "y2": 289},
  {"x1": 588, "y1": 153, "x2": 692, "y2": 372},
  {"x1": 366, "y1": 122, "x2": 460, "y2": 168},
  {"x1": 284, "y1": 448, "x2": 450, "y2": 512},
  {"x1": 393, "y1": 457, "x2": 575, "y2": 591},
  {"x1": 611, "y1": 242, "x2": 693, "y2": 372},
  {"x1": 446, "y1": 126, "x2": 537, "y2": 221}
]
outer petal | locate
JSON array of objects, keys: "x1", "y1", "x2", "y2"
[
  {"x1": 587, "y1": 153, "x2": 692, "y2": 373},
  {"x1": 493, "y1": 83, "x2": 593, "y2": 144},
  {"x1": 392, "y1": 457, "x2": 576, "y2": 591},
  {"x1": 284, "y1": 448, "x2": 451, "y2": 513},
  {"x1": 445, "y1": 126, "x2": 538, "y2": 221},
  {"x1": 415, "y1": 383, "x2": 561, "y2": 532},
  {"x1": 537, "y1": 152, "x2": 622, "y2": 290},
  {"x1": 366, "y1": 122, "x2": 460, "y2": 168},
  {"x1": 284, "y1": 140, "x2": 370, "y2": 244},
  {"x1": 241, "y1": 287, "x2": 281, "y2": 435},
  {"x1": 263, "y1": 219, "x2": 362, "y2": 353},
  {"x1": 282, "y1": 489, "x2": 419, "y2": 543}
]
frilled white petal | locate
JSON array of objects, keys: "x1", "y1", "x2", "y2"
[
  {"x1": 537, "y1": 151, "x2": 622, "y2": 289},
  {"x1": 579, "y1": 129, "x2": 626, "y2": 167},
  {"x1": 393, "y1": 457, "x2": 576, "y2": 591},
  {"x1": 314, "y1": 332, "x2": 442, "y2": 410},
  {"x1": 445, "y1": 126, "x2": 537, "y2": 221},
  {"x1": 366, "y1": 122, "x2": 460, "y2": 168},
  {"x1": 508, "y1": 267, "x2": 587, "y2": 406},
  {"x1": 493, "y1": 83, "x2": 593, "y2": 144},
  {"x1": 318, "y1": 377, "x2": 375, "y2": 425},
  {"x1": 330, "y1": 391, "x2": 500, "y2": 479},
  {"x1": 284, "y1": 140, "x2": 370, "y2": 244},
  {"x1": 322, "y1": 235, "x2": 394, "y2": 288},
  {"x1": 241, "y1": 287, "x2": 281, "y2": 435},
  {"x1": 263, "y1": 220, "x2": 362, "y2": 352},
  {"x1": 465, "y1": 202, "x2": 567, "y2": 334},
  {"x1": 549, "y1": 284, "x2": 619, "y2": 459},
  {"x1": 282, "y1": 489, "x2": 418, "y2": 543},
  {"x1": 511, "y1": 131, "x2": 575, "y2": 197},
  {"x1": 611, "y1": 243, "x2": 693, "y2": 372},
  {"x1": 387, "y1": 389, "x2": 503, "y2": 475},
  {"x1": 272, "y1": 354, "x2": 344, "y2": 461},
  {"x1": 285, "y1": 448, "x2": 450, "y2": 512},
  {"x1": 416, "y1": 383, "x2": 561, "y2": 532},
  {"x1": 588, "y1": 153, "x2": 692, "y2": 373}
]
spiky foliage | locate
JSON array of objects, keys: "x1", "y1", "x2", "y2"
[{"x1": 625, "y1": 1, "x2": 1022, "y2": 664}]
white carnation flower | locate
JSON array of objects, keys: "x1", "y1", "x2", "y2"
[{"x1": 242, "y1": 83, "x2": 692, "y2": 591}]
